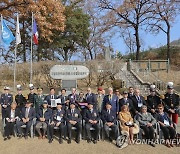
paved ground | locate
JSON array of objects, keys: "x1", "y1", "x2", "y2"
[{"x1": 0, "y1": 118, "x2": 179, "y2": 154}]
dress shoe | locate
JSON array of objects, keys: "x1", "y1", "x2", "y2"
[
  {"x1": 18, "y1": 134, "x2": 23, "y2": 139},
  {"x1": 59, "y1": 138, "x2": 63, "y2": 144},
  {"x1": 48, "y1": 139, "x2": 53, "y2": 143},
  {"x1": 7, "y1": 136, "x2": 11, "y2": 140},
  {"x1": 67, "y1": 139, "x2": 71, "y2": 144},
  {"x1": 165, "y1": 143, "x2": 171, "y2": 148},
  {"x1": 93, "y1": 140, "x2": 97, "y2": 144},
  {"x1": 150, "y1": 143, "x2": 156, "y2": 147},
  {"x1": 170, "y1": 144, "x2": 174, "y2": 147},
  {"x1": 75, "y1": 139, "x2": 80, "y2": 144},
  {"x1": 4, "y1": 137, "x2": 8, "y2": 141},
  {"x1": 87, "y1": 139, "x2": 91, "y2": 143},
  {"x1": 24, "y1": 136, "x2": 28, "y2": 140},
  {"x1": 108, "y1": 137, "x2": 113, "y2": 142}
]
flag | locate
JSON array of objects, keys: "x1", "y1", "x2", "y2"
[
  {"x1": 16, "y1": 14, "x2": 21, "y2": 45},
  {"x1": 33, "y1": 19, "x2": 38, "y2": 45},
  {"x1": 1, "y1": 15, "x2": 15, "y2": 45}
]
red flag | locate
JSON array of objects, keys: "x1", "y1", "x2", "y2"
[{"x1": 33, "y1": 19, "x2": 38, "y2": 45}]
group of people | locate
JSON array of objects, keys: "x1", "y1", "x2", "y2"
[{"x1": 0, "y1": 82, "x2": 179, "y2": 148}]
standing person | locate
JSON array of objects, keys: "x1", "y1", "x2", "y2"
[
  {"x1": 163, "y1": 82, "x2": 179, "y2": 124},
  {"x1": 49, "y1": 102, "x2": 66, "y2": 144},
  {"x1": 156, "y1": 104, "x2": 176, "y2": 148},
  {"x1": 96, "y1": 87, "x2": 104, "y2": 113},
  {"x1": 83, "y1": 102, "x2": 100, "y2": 144},
  {"x1": 58, "y1": 89, "x2": 68, "y2": 110},
  {"x1": 146, "y1": 85, "x2": 161, "y2": 117},
  {"x1": 67, "y1": 88, "x2": 79, "y2": 104},
  {"x1": 115, "y1": 89, "x2": 123, "y2": 100},
  {"x1": 28, "y1": 84, "x2": 36, "y2": 106},
  {"x1": 16, "y1": 101, "x2": 36, "y2": 139},
  {"x1": 45, "y1": 88, "x2": 58, "y2": 108},
  {"x1": 34, "y1": 88, "x2": 46, "y2": 112},
  {"x1": 0, "y1": 86, "x2": 13, "y2": 119},
  {"x1": 35, "y1": 100, "x2": 52, "y2": 140},
  {"x1": 119, "y1": 91, "x2": 134, "y2": 116},
  {"x1": 102, "y1": 87, "x2": 119, "y2": 115},
  {"x1": 15, "y1": 85, "x2": 27, "y2": 110},
  {"x1": 65, "y1": 102, "x2": 82, "y2": 144},
  {"x1": 101, "y1": 102, "x2": 119, "y2": 142},
  {"x1": 4, "y1": 102, "x2": 21, "y2": 141},
  {"x1": 128, "y1": 87, "x2": 135, "y2": 99},
  {"x1": 131, "y1": 89, "x2": 146, "y2": 115},
  {"x1": 77, "y1": 92, "x2": 87, "y2": 115},
  {"x1": 85, "y1": 87, "x2": 97, "y2": 109}
]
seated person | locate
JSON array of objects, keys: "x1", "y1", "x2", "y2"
[
  {"x1": 4, "y1": 102, "x2": 21, "y2": 141},
  {"x1": 35, "y1": 100, "x2": 52, "y2": 139},
  {"x1": 16, "y1": 101, "x2": 36, "y2": 139},
  {"x1": 136, "y1": 105, "x2": 156, "y2": 147},
  {"x1": 49, "y1": 102, "x2": 66, "y2": 144},
  {"x1": 156, "y1": 104, "x2": 176, "y2": 148},
  {"x1": 83, "y1": 102, "x2": 100, "y2": 144},
  {"x1": 119, "y1": 105, "x2": 138, "y2": 144},
  {"x1": 65, "y1": 102, "x2": 82, "y2": 144},
  {"x1": 101, "y1": 102, "x2": 119, "y2": 142}
]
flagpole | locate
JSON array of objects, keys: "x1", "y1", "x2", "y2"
[
  {"x1": 30, "y1": 12, "x2": 33, "y2": 84},
  {"x1": 14, "y1": 45, "x2": 17, "y2": 92}
]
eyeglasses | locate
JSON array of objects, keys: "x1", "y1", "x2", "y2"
[{"x1": 158, "y1": 108, "x2": 163, "y2": 110}]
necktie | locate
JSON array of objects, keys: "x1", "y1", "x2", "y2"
[
  {"x1": 51, "y1": 95, "x2": 54, "y2": 99},
  {"x1": 108, "y1": 110, "x2": 110, "y2": 114}
]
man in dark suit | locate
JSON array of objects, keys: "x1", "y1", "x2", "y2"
[
  {"x1": 45, "y1": 88, "x2": 58, "y2": 108},
  {"x1": 65, "y1": 102, "x2": 82, "y2": 144},
  {"x1": 15, "y1": 85, "x2": 26, "y2": 110},
  {"x1": 128, "y1": 86, "x2": 135, "y2": 99},
  {"x1": 67, "y1": 88, "x2": 79, "y2": 105},
  {"x1": 58, "y1": 89, "x2": 68, "y2": 110},
  {"x1": 0, "y1": 86, "x2": 13, "y2": 119},
  {"x1": 83, "y1": 102, "x2": 100, "y2": 144},
  {"x1": 16, "y1": 101, "x2": 36, "y2": 139},
  {"x1": 131, "y1": 89, "x2": 146, "y2": 115},
  {"x1": 101, "y1": 102, "x2": 119, "y2": 142},
  {"x1": 102, "y1": 87, "x2": 119, "y2": 115},
  {"x1": 49, "y1": 102, "x2": 66, "y2": 144},
  {"x1": 146, "y1": 85, "x2": 161, "y2": 117},
  {"x1": 119, "y1": 91, "x2": 134, "y2": 115},
  {"x1": 85, "y1": 88, "x2": 97, "y2": 109},
  {"x1": 35, "y1": 100, "x2": 52, "y2": 140},
  {"x1": 4, "y1": 102, "x2": 21, "y2": 141}
]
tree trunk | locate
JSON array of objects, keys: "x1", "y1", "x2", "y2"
[
  {"x1": 64, "y1": 50, "x2": 68, "y2": 62},
  {"x1": 135, "y1": 26, "x2": 140, "y2": 60},
  {"x1": 167, "y1": 23, "x2": 170, "y2": 61}
]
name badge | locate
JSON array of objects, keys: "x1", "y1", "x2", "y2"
[
  {"x1": 57, "y1": 116, "x2": 61, "y2": 121},
  {"x1": 164, "y1": 119, "x2": 170, "y2": 126},
  {"x1": 138, "y1": 103, "x2": 143, "y2": 107},
  {"x1": 94, "y1": 113, "x2": 97, "y2": 117},
  {"x1": 75, "y1": 113, "x2": 78, "y2": 117}
]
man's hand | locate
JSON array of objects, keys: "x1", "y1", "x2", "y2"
[
  {"x1": 93, "y1": 120, "x2": 97, "y2": 124},
  {"x1": 40, "y1": 118, "x2": 45, "y2": 122},
  {"x1": 26, "y1": 118, "x2": 30, "y2": 122},
  {"x1": 22, "y1": 118, "x2": 26, "y2": 123},
  {"x1": 151, "y1": 109, "x2": 155, "y2": 113},
  {"x1": 147, "y1": 123, "x2": 152, "y2": 127},
  {"x1": 2, "y1": 105, "x2": 7, "y2": 108},
  {"x1": 51, "y1": 121, "x2": 55, "y2": 125},
  {"x1": 56, "y1": 122, "x2": 61, "y2": 127},
  {"x1": 89, "y1": 120, "x2": 93, "y2": 124},
  {"x1": 169, "y1": 109, "x2": 175, "y2": 113}
]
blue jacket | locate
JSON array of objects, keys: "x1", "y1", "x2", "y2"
[
  {"x1": 36, "y1": 107, "x2": 52, "y2": 123},
  {"x1": 65, "y1": 108, "x2": 82, "y2": 123},
  {"x1": 52, "y1": 109, "x2": 66, "y2": 123},
  {"x1": 101, "y1": 109, "x2": 117, "y2": 124},
  {"x1": 21, "y1": 107, "x2": 36, "y2": 121},
  {"x1": 0, "y1": 93, "x2": 13, "y2": 107},
  {"x1": 83, "y1": 108, "x2": 100, "y2": 123}
]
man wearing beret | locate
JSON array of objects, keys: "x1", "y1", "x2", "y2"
[
  {"x1": 48, "y1": 102, "x2": 66, "y2": 144},
  {"x1": 0, "y1": 86, "x2": 13, "y2": 120},
  {"x1": 65, "y1": 102, "x2": 82, "y2": 144},
  {"x1": 83, "y1": 102, "x2": 100, "y2": 144},
  {"x1": 35, "y1": 100, "x2": 52, "y2": 140},
  {"x1": 16, "y1": 101, "x2": 36, "y2": 139}
]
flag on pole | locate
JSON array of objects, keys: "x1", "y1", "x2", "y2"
[
  {"x1": 33, "y1": 19, "x2": 38, "y2": 45},
  {"x1": 16, "y1": 14, "x2": 21, "y2": 45},
  {"x1": 1, "y1": 15, "x2": 15, "y2": 45}
]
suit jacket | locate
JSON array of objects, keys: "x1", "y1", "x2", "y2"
[
  {"x1": 101, "y1": 109, "x2": 117, "y2": 124},
  {"x1": 21, "y1": 107, "x2": 36, "y2": 121},
  {"x1": 83, "y1": 108, "x2": 100, "y2": 123},
  {"x1": 65, "y1": 108, "x2": 82, "y2": 123},
  {"x1": 146, "y1": 95, "x2": 161, "y2": 113},
  {"x1": 102, "y1": 94, "x2": 119, "y2": 113},
  {"x1": 36, "y1": 107, "x2": 52, "y2": 123},
  {"x1": 5, "y1": 107, "x2": 21, "y2": 120},
  {"x1": 15, "y1": 94, "x2": 26, "y2": 108},
  {"x1": 52, "y1": 109, "x2": 66, "y2": 123},
  {"x1": 85, "y1": 93, "x2": 97, "y2": 108},
  {"x1": 45, "y1": 94, "x2": 58, "y2": 106},
  {"x1": 0, "y1": 93, "x2": 13, "y2": 107},
  {"x1": 28, "y1": 93, "x2": 36, "y2": 104},
  {"x1": 163, "y1": 93, "x2": 179, "y2": 112},
  {"x1": 156, "y1": 112, "x2": 172, "y2": 126},
  {"x1": 131, "y1": 95, "x2": 146, "y2": 113},
  {"x1": 67, "y1": 94, "x2": 79, "y2": 103},
  {"x1": 119, "y1": 98, "x2": 134, "y2": 113},
  {"x1": 136, "y1": 112, "x2": 156, "y2": 126},
  {"x1": 128, "y1": 93, "x2": 134, "y2": 99}
]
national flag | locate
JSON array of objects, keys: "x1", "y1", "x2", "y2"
[
  {"x1": 33, "y1": 19, "x2": 38, "y2": 45},
  {"x1": 16, "y1": 14, "x2": 21, "y2": 45},
  {"x1": 1, "y1": 15, "x2": 15, "y2": 45}
]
